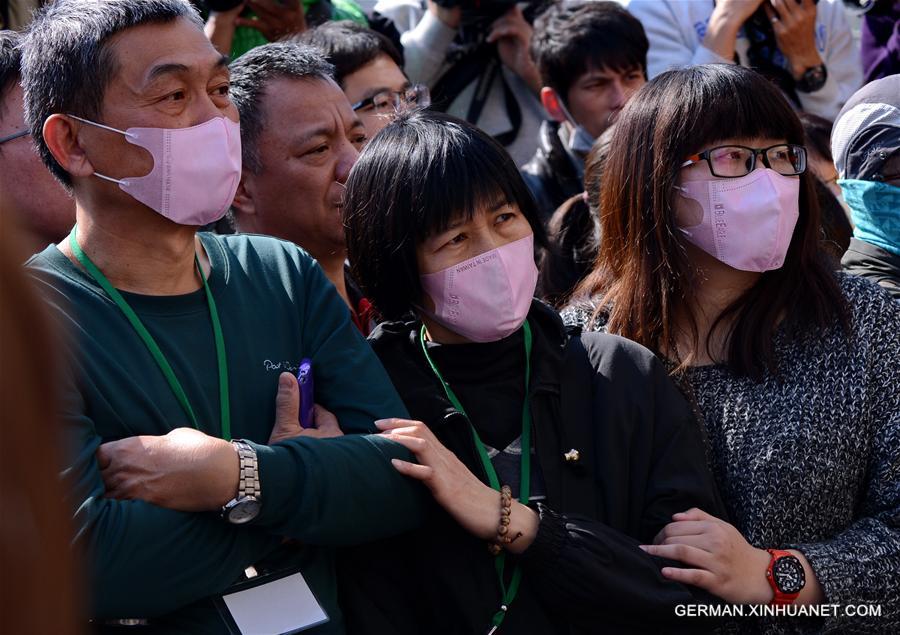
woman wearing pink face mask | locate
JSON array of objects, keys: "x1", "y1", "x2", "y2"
[
  {"x1": 337, "y1": 110, "x2": 727, "y2": 634},
  {"x1": 564, "y1": 65, "x2": 900, "y2": 633}
]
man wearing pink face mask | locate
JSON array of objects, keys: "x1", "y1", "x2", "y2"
[{"x1": 21, "y1": 1, "x2": 425, "y2": 632}]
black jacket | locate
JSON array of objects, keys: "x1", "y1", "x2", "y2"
[
  {"x1": 841, "y1": 237, "x2": 900, "y2": 299},
  {"x1": 338, "y1": 302, "x2": 725, "y2": 634},
  {"x1": 521, "y1": 121, "x2": 584, "y2": 225}
]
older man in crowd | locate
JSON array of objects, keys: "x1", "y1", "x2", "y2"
[
  {"x1": 228, "y1": 43, "x2": 378, "y2": 332},
  {"x1": 22, "y1": 1, "x2": 423, "y2": 632}
]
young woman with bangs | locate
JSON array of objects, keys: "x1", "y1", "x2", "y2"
[
  {"x1": 335, "y1": 110, "x2": 726, "y2": 634},
  {"x1": 564, "y1": 65, "x2": 900, "y2": 633}
]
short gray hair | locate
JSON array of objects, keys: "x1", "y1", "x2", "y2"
[
  {"x1": 0, "y1": 31, "x2": 23, "y2": 108},
  {"x1": 21, "y1": 0, "x2": 203, "y2": 187},
  {"x1": 228, "y1": 42, "x2": 334, "y2": 174}
]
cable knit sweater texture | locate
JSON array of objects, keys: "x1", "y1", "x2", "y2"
[{"x1": 561, "y1": 273, "x2": 900, "y2": 634}]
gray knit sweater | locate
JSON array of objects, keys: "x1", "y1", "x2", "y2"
[{"x1": 561, "y1": 274, "x2": 900, "y2": 634}]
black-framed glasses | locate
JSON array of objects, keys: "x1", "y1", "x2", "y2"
[
  {"x1": 681, "y1": 144, "x2": 807, "y2": 178},
  {"x1": 351, "y1": 84, "x2": 431, "y2": 114},
  {"x1": 0, "y1": 129, "x2": 29, "y2": 145}
]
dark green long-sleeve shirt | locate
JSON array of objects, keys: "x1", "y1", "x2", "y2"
[{"x1": 27, "y1": 233, "x2": 425, "y2": 634}]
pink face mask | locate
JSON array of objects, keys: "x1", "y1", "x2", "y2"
[
  {"x1": 70, "y1": 115, "x2": 241, "y2": 226},
  {"x1": 418, "y1": 234, "x2": 538, "y2": 343},
  {"x1": 676, "y1": 168, "x2": 800, "y2": 272}
]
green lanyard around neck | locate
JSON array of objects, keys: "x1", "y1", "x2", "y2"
[
  {"x1": 418, "y1": 320, "x2": 533, "y2": 634},
  {"x1": 69, "y1": 229, "x2": 231, "y2": 441}
]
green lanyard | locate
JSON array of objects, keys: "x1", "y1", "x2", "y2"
[
  {"x1": 418, "y1": 320, "x2": 533, "y2": 634},
  {"x1": 69, "y1": 230, "x2": 231, "y2": 441}
]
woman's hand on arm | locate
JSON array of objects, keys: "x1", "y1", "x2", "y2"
[
  {"x1": 376, "y1": 418, "x2": 539, "y2": 552},
  {"x1": 641, "y1": 508, "x2": 824, "y2": 605}
]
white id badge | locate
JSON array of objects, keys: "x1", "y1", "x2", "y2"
[{"x1": 218, "y1": 570, "x2": 329, "y2": 634}]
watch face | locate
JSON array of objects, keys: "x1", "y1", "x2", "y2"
[
  {"x1": 226, "y1": 498, "x2": 261, "y2": 524},
  {"x1": 773, "y1": 555, "x2": 806, "y2": 594},
  {"x1": 800, "y1": 65, "x2": 827, "y2": 92}
]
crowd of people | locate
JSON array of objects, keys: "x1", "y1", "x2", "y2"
[{"x1": 0, "y1": 0, "x2": 898, "y2": 634}]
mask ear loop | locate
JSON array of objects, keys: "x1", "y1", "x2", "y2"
[
  {"x1": 66, "y1": 114, "x2": 132, "y2": 185},
  {"x1": 550, "y1": 90, "x2": 579, "y2": 130},
  {"x1": 671, "y1": 184, "x2": 694, "y2": 237},
  {"x1": 91, "y1": 172, "x2": 127, "y2": 186},
  {"x1": 66, "y1": 114, "x2": 130, "y2": 137}
]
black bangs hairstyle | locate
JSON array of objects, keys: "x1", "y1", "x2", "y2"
[
  {"x1": 575, "y1": 64, "x2": 849, "y2": 378},
  {"x1": 344, "y1": 110, "x2": 547, "y2": 321}
]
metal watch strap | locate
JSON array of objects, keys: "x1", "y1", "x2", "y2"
[{"x1": 232, "y1": 440, "x2": 260, "y2": 500}]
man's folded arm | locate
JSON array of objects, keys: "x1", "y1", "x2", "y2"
[
  {"x1": 250, "y1": 433, "x2": 428, "y2": 543},
  {"x1": 67, "y1": 419, "x2": 282, "y2": 619}
]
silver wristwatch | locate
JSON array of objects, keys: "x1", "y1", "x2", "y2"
[{"x1": 221, "y1": 439, "x2": 261, "y2": 524}]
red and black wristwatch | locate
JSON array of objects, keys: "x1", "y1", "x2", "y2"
[{"x1": 765, "y1": 549, "x2": 806, "y2": 605}]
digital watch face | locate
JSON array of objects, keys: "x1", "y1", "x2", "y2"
[{"x1": 773, "y1": 556, "x2": 806, "y2": 594}]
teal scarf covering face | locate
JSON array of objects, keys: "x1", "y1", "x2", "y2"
[{"x1": 838, "y1": 178, "x2": 900, "y2": 257}]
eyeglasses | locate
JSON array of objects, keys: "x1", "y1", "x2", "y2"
[
  {"x1": 351, "y1": 84, "x2": 431, "y2": 114},
  {"x1": 0, "y1": 129, "x2": 29, "y2": 145},
  {"x1": 681, "y1": 144, "x2": 807, "y2": 178}
]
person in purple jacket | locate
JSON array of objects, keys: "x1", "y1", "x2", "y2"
[{"x1": 860, "y1": 0, "x2": 900, "y2": 82}]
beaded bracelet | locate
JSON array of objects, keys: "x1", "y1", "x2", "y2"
[{"x1": 488, "y1": 485, "x2": 524, "y2": 555}]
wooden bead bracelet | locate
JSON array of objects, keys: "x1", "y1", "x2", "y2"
[{"x1": 488, "y1": 485, "x2": 523, "y2": 555}]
